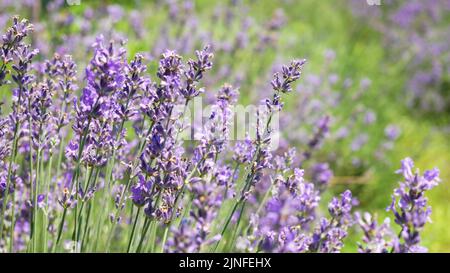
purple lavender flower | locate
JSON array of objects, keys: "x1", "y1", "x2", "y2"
[
  {"x1": 387, "y1": 157, "x2": 441, "y2": 253},
  {"x1": 385, "y1": 124, "x2": 401, "y2": 141},
  {"x1": 130, "y1": 174, "x2": 152, "y2": 207},
  {"x1": 246, "y1": 167, "x2": 320, "y2": 253},
  {"x1": 28, "y1": 82, "x2": 56, "y2": 152},
  {"x1": 58, "y1": 187, "x2": 77, "y2": 209},
  {"x1": 36, "y1": 194, "x2": 45, "y2": 209},
  {"x1": 350, "y1": 133, "x2": 368, "y2": 152},
  {"x1": 328, "y1": 190, "x2": 353, "y2": 219},
  {"x1": 233, "y1": 137, "x2": 255, "y2": 164},
  {"x1": 181, "y1": 45, "x2": 213, "y2": 99},
  {"x1": 311, "y1": 163, "x2": 333, "y2": 191},
  {"x1": 310, "y1": 190, "x2": 354, "y2": 253},
  {"x1": 271, "y1": 59, "x2": 307, "y2": 94},
  {"x1": 44, "y1": 54, "x2": 78, "y2": 129},
  {"x1": 1, "y1": 16, "x2": 34, "y2": 86},
  {"x1": 302, "y1": 116, "x2": 330, "y2": 161}
]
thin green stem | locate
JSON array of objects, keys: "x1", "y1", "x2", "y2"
[
  {"x1": 148, "y1": 220, "x2": 158, "y2": 253},
  {"x1": 159, "y1": 225, "x2": 169, "y2": 253},
  {"x1": 227, "y1": 202, "x2": 247, "y2": 251},
  {"x1": 212, "y1": 109, "x2": 275, "y2": 252},
  {"x1": 32, "y1": 148, "x2": 41, "y2": 252},
  {"x1": 136, "y1": 217, "x2": 151, "y2": 253},
  {"x1": 127, "y1": 207, "x2": 141, "y2": 253},
  {"x1": 54, "y1": 207, "x2": 67, "y2": 251},
  {"x1": 43, "y1": 152, "x2": 53, "y2": 252},
  {"x1": 212, "y1": 200, "x2": 240, "y2": 252},
  {"x1": 55, "y1": 115, "x2": 92, "y2": 247}
]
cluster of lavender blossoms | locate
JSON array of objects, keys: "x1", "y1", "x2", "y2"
[
  {"x1": 0, "y1": 12, "x2": 443, "y2": 253},
  {"x1": 356, "y1": 158, "x2": 441, "y2": 253}
]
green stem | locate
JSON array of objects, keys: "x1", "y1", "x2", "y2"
[
  {"x1": 103, "y1": 118, "x2": 156, "y2": 251},
  {"x1": 227, "y1": 202, "x2": 247, "y2": 251},
  {"x1": 54, "y1": 133, "x2": 65, "y2": 182},
  {"x1": 212, "y1": 200, "x2": 240, "y2": 252},
  {"x1": 80, "y1": 202, "x2": 93, "y2": 252},
  {"x1": 9, "y1": 189, "x2": 15, "y2": 253},
  {"x1": 74, "y1": 166, "x2": 93, "y2": 245},
  {"x1": 159, "y1": 225, "x2": 169, "y2": 253},
  {"x1": 54, "y1": 207, "x2": 67, "y2": 251},
  {"x1": 55, "y1": 116, "x2": 92, "y2": 247},
  {"x1": 32, "y1": 148, "x2": 41, "y2": 252},
  {"x1": 104, "y1": 172, "x2": 133, "y2": 252},
  {"x1": 148, "y1": 220, "x2": 158, "y2": 253},
  {"x1": 127, "y1": 207, "x2": 141, "y2": 253},
  {"x1": 43, "y1": 153, "x2": 53, "y2": 252},
  {"x1": 212, "y1": 109, "x2": 275, "y2": 251},
  {"x1": 242, "y1": 181, "x2": 275, "y2": 238},
  {"x1": 136, "y1": 218, "x2": 151, "y2": 253}
]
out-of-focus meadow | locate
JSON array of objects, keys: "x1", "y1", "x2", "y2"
[{"x1": 1, "y1": 0, "x2": 449, "y2": 252}]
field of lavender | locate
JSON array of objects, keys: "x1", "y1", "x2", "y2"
[{"x1": 0, "y1": 0, "x2": 449, "y2": 253}]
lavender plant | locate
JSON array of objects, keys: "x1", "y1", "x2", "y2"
[
  {"x1": 1, "y1": 0, "x2": 402, "y2": 181},
  {"x1": 0, "y1": 4, "x2": 444, "y2": 253},
  {"x1": 356, "y1": 158, "x2": 441, "y2": 253}
]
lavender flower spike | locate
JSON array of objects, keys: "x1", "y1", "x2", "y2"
[
  {"x1": 388, "y1": 157, "x2": 441, "y2": 253},
  {"x1": 1, "y1": 16, "x2": 34, "y2": 86},
  {"x1": 271, "y1": 59, "x2": 307, "y2": 93}
]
